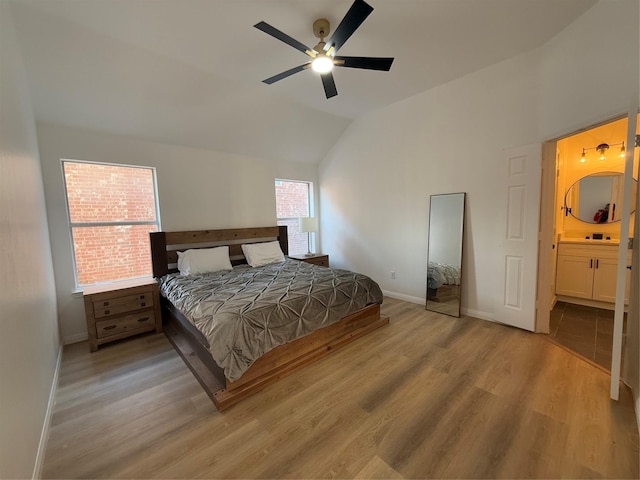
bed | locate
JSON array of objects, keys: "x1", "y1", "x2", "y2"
[{"x1": 150, "y1": 226, "x2": 388, "y2": 410}]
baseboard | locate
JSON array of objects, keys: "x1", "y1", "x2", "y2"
[
  {"x1": 63, "y1": 331, "x2": 88, "y2": 345},
  {"x1": 381, "y1": 290, "x2": 495, "y2": 323},
  {"x1": 32, "y1": 343, "x2": 63, "y2": 479},
  {"x1": 381, "y1": 290, "x2": 424, "y2": 305}
]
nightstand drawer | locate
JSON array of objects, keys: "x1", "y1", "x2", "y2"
[
  {"x1": 83, "y1": 278, "x2": 162, "y2": 351},
  {"x1": 93, "y1": 292, "x2": 154, "y2": 318},
  {"x1": 95, "y1": 310, "x2": 156, "y2": 339},
  {"x1": 307, "y1": 257, "x2": 328, "y2": 267}
]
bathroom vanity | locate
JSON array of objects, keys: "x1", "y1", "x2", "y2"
[{"x1": 555, "y1": 240, "x2": 631, "y2": 308}]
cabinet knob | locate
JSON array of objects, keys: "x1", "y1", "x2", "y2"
[{"x1": 627, "y1": 265, "x2": 632, "y2": 270}]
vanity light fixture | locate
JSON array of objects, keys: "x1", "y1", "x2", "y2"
[{"x1": 579, "y1": 141, "x2": 625, "y2": 162}]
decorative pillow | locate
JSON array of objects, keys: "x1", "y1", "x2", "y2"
[
  {"x1": 177, "y1": 246, "x2": 232, "y2": 275},
  {"x1": 241, "y1": 241, "x2": 285, "y2": 267}
]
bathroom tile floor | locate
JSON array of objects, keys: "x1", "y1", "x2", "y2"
[{"x1": 549, "y1": 301, "x2": 626, "y2": 371}]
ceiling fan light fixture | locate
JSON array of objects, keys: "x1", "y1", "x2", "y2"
[{"x1": 311, "y1": 54, "x2": 334, "y2": 73}]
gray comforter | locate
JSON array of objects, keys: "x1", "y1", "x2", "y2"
[{"x1": 158, "y1": 259, "x2": 383, "y2": 382}]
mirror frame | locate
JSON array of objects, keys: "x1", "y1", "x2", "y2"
[
  {"x1": 426, "y1": 192, "x2": 466, "y2": 318},
  {"x1": 564, "y1": 171, "x2": 637, "y2": 224}
]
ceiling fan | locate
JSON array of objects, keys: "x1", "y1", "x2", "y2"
[{"x1": 254, "y1": 0, "x2": 394, "y2": 99}]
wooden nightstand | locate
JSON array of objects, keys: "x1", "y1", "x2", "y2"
[
  {"x1": 289, "y1": 253, "x2": 329, "y2": 267},
  {"x1": 83, "y1": 277, "x2": 162, "y2": 352}
]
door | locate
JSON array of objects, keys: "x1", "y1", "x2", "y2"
[
  {"x1": 556, "y1": 254, "x2": 594, "y2": 299},
  {"x1": 611, "y1": 107, "x2": 638, "y2": 400},
  {"x1": 494, "y1": 144, "x2": 542, "y2": 331},
  {"x1": 593, "y1": 255, "x2": 631, "y2": 304}
]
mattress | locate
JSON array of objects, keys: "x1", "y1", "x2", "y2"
[{"x1": 158, "y1": 259, "x2": 383, "y2": 381}]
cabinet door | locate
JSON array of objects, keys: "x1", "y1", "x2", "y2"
[
  {"x1": 556, "y1": 255, "x2": 594, "y2": 299},
  {"x1": 592, "y1": 257, "x2": 631, "y2": 304}
]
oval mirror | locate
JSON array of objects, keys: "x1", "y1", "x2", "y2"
[{"x1": 564, "y1": 172, "x2": 637, "y2": 224}]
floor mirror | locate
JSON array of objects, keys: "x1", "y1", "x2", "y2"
[{"x1": 426, "y1": 192, "x2": 466, "y2": 317}]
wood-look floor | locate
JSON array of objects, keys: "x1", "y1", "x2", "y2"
[{"x1": 42, "y1": 298, "x2": 639, "y2": 479}]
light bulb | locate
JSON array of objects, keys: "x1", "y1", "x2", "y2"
[
  {"x1": 580, "y1": 149, "x2": 586, "y2": 163},
  {"x1": 620, "y1": 143, "x2": 626, "y2": 158},
  {"x1": 311, "y1": 55, "x2": 334, "y2": 73},
  {"x1": 596, "y1": 143, "x2": 609, "y2": 160}
]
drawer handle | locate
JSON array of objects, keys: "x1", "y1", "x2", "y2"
[
  {"x1": 104, "y1": 309, "x2": 110, "y2": 315},
  {"x1": 103, "y1": 301, "x2": 110, "y2": 306},
  {"x1": 140, "y1": 295, "x2": 146, "y2": 299},
  {"x1": 103, "y1": 325, "x2": 117, "y2": 331},
  {"x1": 137, "y1": 317, "x2": 150, "y2": 323},
  {"x1": 590, "y1": 259, "x2": 593, "y2": 269},
  {"x1": 141, "y1": 302, "x2": 146, "y2": 307}
]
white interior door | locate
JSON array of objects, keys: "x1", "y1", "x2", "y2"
[
  {"x1": 494, "y1": 144, "x2": 542, "y2": 331},
  {"x1": 611, "y1": 108, "x2": 638, "y2": 400}
]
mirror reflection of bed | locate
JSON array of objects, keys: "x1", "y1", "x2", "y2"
[{"x1": 426, "y1": 193, "x2": 465, "y2": 317}]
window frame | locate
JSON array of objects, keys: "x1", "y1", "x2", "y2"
[{"x1": 61, "y1": 159, "x2": 161, "y2": 288}]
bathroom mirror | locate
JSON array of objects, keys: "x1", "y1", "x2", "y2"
[
  {"x1": 426, "y1": 192, "x2": 465, "y2": 317},
  {"x1": 564, "y1": 172, "x2": 637, "y2": 224}
]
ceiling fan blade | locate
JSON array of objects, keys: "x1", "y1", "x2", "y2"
[
  {"x1": 324, "y1": 0, "x2": 373, "y2": 53},
  {"x1": 321, "y1": 72, "x2": 338, "y2": 99},
  {"x1": 254, "y1": 21, "x2": 314, "y2": 56},
  {"x1": 263, "y1": 63, "x2": 311, "y2": 84},
  {"x1": 334, "y1": 56, "x2": 394, "y2": 71}
]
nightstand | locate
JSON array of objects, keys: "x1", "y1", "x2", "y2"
[
  {"x1": 83, "y1": 277, "x2": 162, "y2": 352},
  {"x1": 289, "y1": 253, "x2": 329, "y2": 267}
]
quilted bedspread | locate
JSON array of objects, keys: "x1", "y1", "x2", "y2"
[
  {"x1": 158, "y1": 259, "x2": 383, "y2": 382},
  {"x1": 427, "y1": 262, "x2": 461, "y2": 289}
]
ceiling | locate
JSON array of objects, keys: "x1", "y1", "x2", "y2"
[{"x1": 9, "y1": 0, "x2": 598, "y2": 164}]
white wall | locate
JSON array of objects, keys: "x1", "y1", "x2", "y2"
[
  {"x1": 0, "y1": 2, "x2": 60, "y2": 478},
  {"x1": 37, "y1": 124, "x2": 319, "y2": 343},
  {"x1": 319, "y1": 49, "x2": 540, "y2": 314},
  {"x1": 319, "y1": 0, "x2": 638, "y2": 320}
]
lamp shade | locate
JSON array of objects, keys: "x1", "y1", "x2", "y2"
[{"x1": 299, "y1": 217, "x2": 318, "y2": 233}]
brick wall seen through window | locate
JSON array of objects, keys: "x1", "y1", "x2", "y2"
[{"x1": 63, "y1": 161, "x2": 160, "y2": 286}]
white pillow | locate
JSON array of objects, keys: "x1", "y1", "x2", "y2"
[
  {"x1": 177, "y1": 246, "x2": 232, "y2": 275},
  {"x1": 241, "y1": 241, "x2": 285, "y2": 267}
]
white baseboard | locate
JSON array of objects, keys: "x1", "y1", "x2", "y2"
[
  {"x1": 63, "y1": 332, "x2": 88, "y2": 345},
  {"x1": 32, "y1": 343, "x2": 63, "y2": 480},
  {"x1": 382, "y1": 291, "x2": 495, "y2": 323},
  {"x1": 381, "y1": 290, "x2": 425, "y2": 305}
]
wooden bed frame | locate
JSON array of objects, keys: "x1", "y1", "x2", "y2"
[{"x1": 150, "y1": 226, "x2": 389, "y2": 411}]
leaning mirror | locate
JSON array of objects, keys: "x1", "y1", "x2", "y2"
[
  {"x1": 564, "y1": 172, "x2": 637, "y2": 224},
  {"x1": 426, "y1": 192, "x2": 465, "y2": 317}
]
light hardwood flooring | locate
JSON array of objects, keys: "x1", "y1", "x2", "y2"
[{"x1": 43, "y1": 298, "x2": 639, "y2": 479}]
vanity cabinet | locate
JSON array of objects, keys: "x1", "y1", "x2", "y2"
[{"x1": 556, "y1": 243, "x2": 631, "y2": 305}]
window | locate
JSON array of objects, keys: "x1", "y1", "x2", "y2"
[
  {"x1": 275, "y1": 179, "x2": 313, "y2": 255},
  {"x1": 62, "y1": 160, "x2": 160, "y2": 287}
]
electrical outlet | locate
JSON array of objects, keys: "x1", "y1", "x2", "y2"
[{"x1": 391, "y1": 271, "x2": 396, "y2": 280}]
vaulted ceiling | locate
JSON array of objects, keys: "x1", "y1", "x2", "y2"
[{"x1": 10, "y1": 0, "x2": 597, "y2": 164}]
